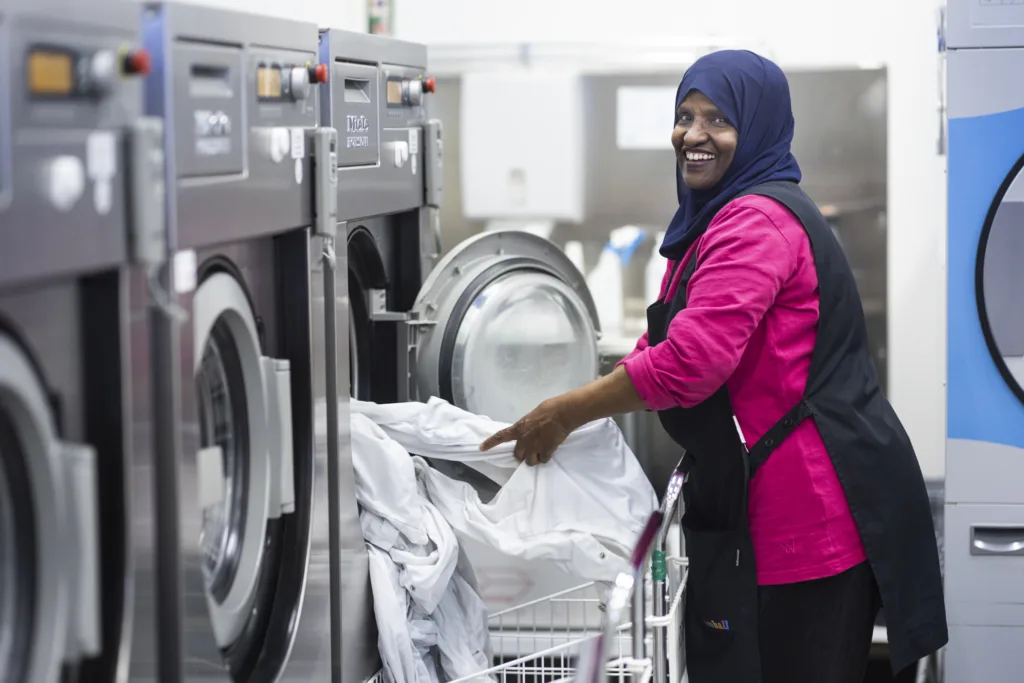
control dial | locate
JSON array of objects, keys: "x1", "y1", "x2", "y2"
[
  {"x1": 407, "y1": 79, "x2": 423, "y2": 106},
  {"x1": 288, "y1": 67, "x2": 310, "y2": 101},
  {"x1": 83, "y1": 50, "x2": 118, "y2": 96}
]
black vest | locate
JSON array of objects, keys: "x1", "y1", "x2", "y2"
[{"x1": 647, "y1": 181, "x2": 946, "y2": 679}]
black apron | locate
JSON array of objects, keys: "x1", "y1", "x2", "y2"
[{"x1": 647, "y1": 181, "x2": 947, "y2": 682}]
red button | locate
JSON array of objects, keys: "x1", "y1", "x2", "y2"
[
  {"x1": 424, "y1": 76, "x2": 436, "y2": 93},
  {"x1": 123, "y1": 49, "x2": 151, "y2": 76},
  {"x1": 314, "y1": 63, "x2": 329, "y2": 83}
]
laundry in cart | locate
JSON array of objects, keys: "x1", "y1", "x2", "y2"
[
  {"x1": 351, "y1": 399, "x2": 658, "y2": 682},
  {"x1": 354, "y1": 414, "x2": 492, "y2": 683},
  {"x1": 354, "y1": 398, "x2": 658, "y2": 582}
]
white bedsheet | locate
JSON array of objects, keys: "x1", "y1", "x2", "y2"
[
  {"x1": 352, "y1": 398, "x2": 657, "y2": 682},
  {"x1": 354, "y1": 398, "x2": 657, "y2": 582}
]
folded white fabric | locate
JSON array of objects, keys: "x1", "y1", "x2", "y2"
[{"x1": 353, "y1": 397, "x2": 658, "y2": 583}]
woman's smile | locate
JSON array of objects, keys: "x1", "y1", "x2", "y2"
[{"x1": 671, "y1": 90, "x2": 738, "y2": 191}]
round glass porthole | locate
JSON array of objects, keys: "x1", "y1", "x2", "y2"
[
  {"x1": 0, "y1": 409, "x2": 33, "y2": 683},
  {"x1": 447, "y1": 270, "x2": 598, "y2": 423},
  {"x1": 196, "y1": 319, "x2": 250, "y2": 604},
  {"x1": 977, "y1": 157, "x2": 1024, "y2": 404}
]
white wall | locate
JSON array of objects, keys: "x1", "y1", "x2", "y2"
[
  {"x1": 184, "y1": 0, "x2": 367, "y2": 32},
  {"x1": 396, "y1": 0, "x2": 949, "y2": 478}
]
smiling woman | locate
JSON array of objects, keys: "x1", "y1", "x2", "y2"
[
  {"x1": 481, "y1": 49, "x2": 946, "y2": 683},
  {"x1": 672, "y1": 91, "x2": 738, "y2": 190}
]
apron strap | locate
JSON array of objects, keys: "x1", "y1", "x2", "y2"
[
  {"x1": 660, "y1": 249, "x2": 699, "y2": 304},
  {"x1": 747, "y1": 399, "x2": 813, "y2": 477}
]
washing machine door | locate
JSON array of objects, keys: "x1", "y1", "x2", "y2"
[
  {"x1": 978, "y1": 156, "x2": 1024, "y2": 403},
  {"x1": 191, "y1": 272, "x2": 296, "y2": 662},
  {"x1": 411, "y1": 230, "x2": 601, "y2": 423},
  {"x1": 0, "y1": 335, "x2": 100, "y2": 683}
]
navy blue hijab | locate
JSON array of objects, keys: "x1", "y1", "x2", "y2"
[{"x1": 660, "y1": 50, "x2": 802, "y2": 260}]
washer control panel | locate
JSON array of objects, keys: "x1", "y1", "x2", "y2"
[
  {"x1": 386, "y1": 75, "x2": 435, "y2": 108},
  {"x1": 256, "y1": 62, "x2": 328, "y2": 103},
  {"x1": 169, "y1": 44, "x2": 324, "y2": 179},
  {"x1": 25, "y1": 43, "x2": 150, "y2": 100},
  {"x1": 2, "y1": 3, "x2": 151, "y2": 287}
]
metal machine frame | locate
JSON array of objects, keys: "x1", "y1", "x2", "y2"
[
  {"x1": 0, "y1": 1, "x2": 170, "y2": 682},
  {"x1": 142, "y1": 3, "x2": 335, "y2": 681},
  {"x1": 943, "y1": 2, "x2": 1024, "y2": 681},
  {"x1": 316, "y1": 27, "x2": 442, "y2": 682}
]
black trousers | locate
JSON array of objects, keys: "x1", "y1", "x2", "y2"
[{"x1": 758, "y1": 561, "x2": 880, "y2": 683}]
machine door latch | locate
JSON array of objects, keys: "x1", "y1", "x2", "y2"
[
  {"x1": 423, "y1": 119, "x2": 444, "y2": 209},
  {"x1": 367, "y1": 287, "x2": 408, "y2": 322},
  {"x1": 310, "y1": 127, "x2": 339, "y2": 238},
  {"x1": 365, "y1": 288, "x2": 435, "y2": 401},
  {"x1": 126, "y1": 116, "x2": 167, "y2": 267}
]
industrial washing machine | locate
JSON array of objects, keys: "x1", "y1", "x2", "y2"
[
  {"x1": 142, "y1": 3, "x2": 333, "y2": 681},
  {"x1": 943, "y1": 2, "x2": 1024, "y2": 681},
  {"x1": 319, "y1": 29, "x2": 606, "y2": 669},
  {"x1": 317, "y1": 28, "x2": 441, "y2": 682},
  {"x1": 0, "y1": 1, "x2": 171, "y2": 682}
]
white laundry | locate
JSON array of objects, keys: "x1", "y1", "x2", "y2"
[
  {"x1": 351, "y1": 398, "x2": 657, "y2": 682},
  {"x1": 353, "y1": 414, "x2": 492, "y2": 683},
  {"x1": 353, "y1": 397, "x2": 658, "y2": 583},
  {"x1": 366, "y1": 544, "x2": 439, "y2": 683},
  {"x1": 430, "y1": 547, "x2": 492, "y2": 682},
  {"x1": 353, "y1": 416, "x2": 460, "y2": 612}
]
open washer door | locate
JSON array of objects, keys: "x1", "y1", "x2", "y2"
[
  {"x1": 0, "y1": 335, "x2": 101, "y2": 683},
  {"x1": 191, "y1": 271, "x2": 297, "y2": 675},
  {"x1": 406, "y1": 230, "x2": 604, "y2": 616},
  {"x1": 411, "y1": 230, "x2": 601, "y2": 423}
]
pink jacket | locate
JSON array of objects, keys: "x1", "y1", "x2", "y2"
[{"x1": 620, "y1": 194, "x2": 866, "y2": 585}]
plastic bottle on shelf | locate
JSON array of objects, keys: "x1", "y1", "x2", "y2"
[
  {"x1": 586, "y1": 226, "x2": 645, "y2": 338},
  {"x1": 645, "y1": 231, "x2": 669, "y2": 305},
  {"x1": 564, "y1": 240, "x2": 585, "y2": 275}
]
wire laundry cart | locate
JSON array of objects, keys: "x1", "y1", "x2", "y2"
[{"x1": 453, "y1": 467, "x2": 689, "y2": 683}]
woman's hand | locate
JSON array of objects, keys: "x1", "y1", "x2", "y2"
[
  {"x1": 478, "y1": 366, "x2": 647, "y2": 466},
  {"x1": 479, "y1": 398, "x2": 573, "y2": 466}
]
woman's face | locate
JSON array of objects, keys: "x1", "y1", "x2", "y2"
[{"x1": 671, "y1": 90, "x2": 738, "y2": 191}]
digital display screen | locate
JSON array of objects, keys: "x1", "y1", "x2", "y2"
[
  {"x1": 386, "y1": 79, "x2": 403, "y2": 105},
  {"x1": 27, "y1": 48, "x2": 74, "y2": 96},
  {"x1": 257, "y1": 65, "x2": 282, "y2": 100}
]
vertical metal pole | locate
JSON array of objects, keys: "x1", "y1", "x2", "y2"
[
  {"x1": 150, "y1": 263, "x2": 183, "y2": 683},
  {"x1": 141, "y1": 111, "x2": 183, "y2": 683},
  {"x1": 312, "y1": 128, "x2": 342, "y2": 683},
  {"x1": 321, "y1": 236, "x2": 343, "y2": 683},
  {"x1": 652, "y1": 542, "x2": 669, "y2": 682},
  {"x1": 631, "y1": 577, "x2": 646, "y2": 660}
]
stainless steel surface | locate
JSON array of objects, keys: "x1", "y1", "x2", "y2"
[
  {"x1": 427, "y1": 65, "x2": 890, "y2": 393},
  {"x1": 319, "y1": 27, "x2": 436, "y2": 682},
  {"x1": 144, "y1": 3, "x2": 331, "y2": 681},
  {"x1": 313, "y1": 231, "x2": 380, "y2": 683},
  {"x1": 318, "y1": 29, "x2": 428, "y2": 223},
  {"x1": 653, "y1": 470, "x2": 685, "y2": 683},
  {"x1": 0, "y1": 2, "x2": 168, "y2": 682},
  {"x1": 630, "y1": 581, "x2": 646, "y2": 661},
  {"x1": 969, "y1": 525, "x2": 1024, "y2": 556},
  {"x1": 408, "y1": 230, "x2": 601, "y2": 422}
]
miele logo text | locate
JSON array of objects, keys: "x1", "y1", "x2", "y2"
[
  {"x1": 346, "y1": 114, "x2": 370, "y2": 149},
  {"x1": 346, "y1": 115, "x2": 369, "y2": 133},
  {"x1": 703, "y1": 619, "x2": 730, "y2": 631}
]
